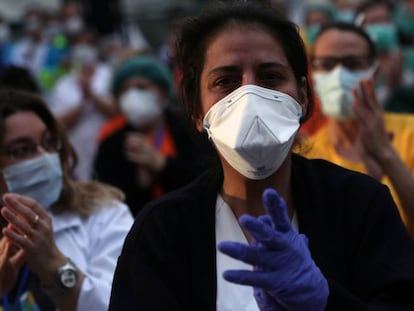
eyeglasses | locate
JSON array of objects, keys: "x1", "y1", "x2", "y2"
[
  {"x1": 0, "y1": 134, "x2": 61, "y2": 161},
  {"x1": 311, "y1": 55, "x2": 374, "y2": 72}
]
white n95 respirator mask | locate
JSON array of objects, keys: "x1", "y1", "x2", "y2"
[
  {"x1": 313, "y1": 66, "x2": 374, "y2": 119},
  {"x1": 119, "y1": 88, "x2": 162, "y2": 128},
  {"x1": 203, "y1": 84, "x2": 302, "y2": 180}
]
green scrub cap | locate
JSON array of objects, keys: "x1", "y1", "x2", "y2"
[{"x1": 111, "y1": 55, "x2": 173, "y2": 97}]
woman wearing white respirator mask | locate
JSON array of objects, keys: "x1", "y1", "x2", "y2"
[
  {"x1": 94, "y1": 55, "x2": 214, "y2": 216},
  {"x1": 0, "y1": 90, "x2": 133, "y2": 311},
  {"x1": 109, "y1": 2, "x2": 414, "y2": 311},
  {"x1": 304, "y1": 21, "x2": 414, "y2": 236}
]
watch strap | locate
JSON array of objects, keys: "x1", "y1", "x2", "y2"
[{"x1": 42, "y1": 257, "x2": 79, "y2": 297}]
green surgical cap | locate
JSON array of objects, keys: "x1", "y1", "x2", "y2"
[{"x1": 111, "y1": 55, "x2": 173, "y2": 97}]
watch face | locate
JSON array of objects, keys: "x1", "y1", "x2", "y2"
[{"x1": 60, "y1": 269, "x2": 78, "y2": 288}]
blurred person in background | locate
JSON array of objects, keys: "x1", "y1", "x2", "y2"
[
  {"x1": 61, "y1": 2, "x2": 85, "y2": 45},
  {"x1": 354, "y1": 0, "x2": 414, "y2": 104},
  {"x1": 8, "y1": 7, "x2": 49, "y2": 81},
  {"x1": 304, "y1": 21, "x2": 414, "y2": 236},
  {"x1": 37, "y1": 9, "x2": 72, "y2": 95},
  {"x1": 49, "y1": 30, "x2": 117, "y2": 181},
  {"x1": 301, "y1": 1, "x2": 336, "y2": 51},
  {"x1": 0, "y1": 90, "x2": 133, "y2": 311},
  {"x1": 331, "y1": 0, "x2": 360, "y2": 22},
  {"x1": 0, "y1": 15, "x2": 11, "y2": 71},
  {"x1": 394, "y1": 0, "x2": 414, "y2": 47},
  {"x1": 94, "y1": 55, "x2": 214, "y2": 216}
]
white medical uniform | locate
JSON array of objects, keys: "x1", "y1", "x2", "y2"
[{"x1": 52, "y1": 200, "x2": 133, "y2": 311}]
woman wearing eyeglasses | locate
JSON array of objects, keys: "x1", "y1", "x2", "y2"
[
  {"x1": 304, "y1": 21, "x2": 414, "y2": 236},
  {"x1": 0, "y1": 90, "x2": 133, "y2": 311}
]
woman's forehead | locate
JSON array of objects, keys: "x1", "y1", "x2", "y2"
[
  {"x1": 2, "y1": 111, "x2": 46, "y2": 144},
  {"x1": 202, "y1": 22, "x2": 289, "y2": 71}
]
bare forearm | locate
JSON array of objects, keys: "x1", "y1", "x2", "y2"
[
  {"x1": 90, "y1": 94, "x2": 117, "y2": 118},
  {"x1": 57, "y1": 105, "x2": 83, "y2": 129}
]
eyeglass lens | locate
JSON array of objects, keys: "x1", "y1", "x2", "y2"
[{"x1": 312, "y1": 55, "x2": 373, "y2": 71}]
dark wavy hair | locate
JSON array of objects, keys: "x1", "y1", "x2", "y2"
[{"x1": 174, "y1": 0, "x2": 314, "y2": 124}]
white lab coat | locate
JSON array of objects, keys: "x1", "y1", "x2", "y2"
[
  {"x1": 51, "y1": 200, "x2": 133, "y2": 311},
  {"x1": 48, "y1": 64, "x2": 113, "y2": 181}
]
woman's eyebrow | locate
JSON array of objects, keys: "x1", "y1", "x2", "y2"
[
  {"x1": 206, "y1": 65, "x2": 240, "y2": 78},
  {"x1": 206, "y1": 62, "x2": 288, "y2": 77},
  {"x1": 256, "y1": 62, "x2": 289, "y2": 70}
]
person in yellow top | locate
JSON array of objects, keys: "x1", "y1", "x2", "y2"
[{"x1": 303, "y1": 21, "x2": 414, "y2": 236}]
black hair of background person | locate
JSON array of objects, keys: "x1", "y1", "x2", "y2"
[
  {"x1": 82, "y1": 0, "x2": 122, "y2": 36},
  {"x1": 0, "y1": 65, "x2": 41, "y2": 94}
]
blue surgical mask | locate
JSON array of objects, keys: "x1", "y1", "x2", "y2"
[
  {"x1": 313, "y1": 66, "x2": 374, "y2": 119},
  {"x1": 1, "y1": 153, "x2": 63, "y2": 209},
  {"x1": 306, "y1": 24, "x2": 321, "y2": 45},
  {"x1": 336, "y1": 9, "x2": 356, "y2": 23}
]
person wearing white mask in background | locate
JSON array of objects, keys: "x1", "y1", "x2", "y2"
[
  {"x1": 303, "y1": 21, "x2": 414, "y2": 236},
  {"x1": 0, "y1": 90, "x2": 133, "y2": 311},
  {"x1": 93, "y1": 55, "x2": 214, "y2": 216},
  {"x1": 60, "y1": 2, "x2": 85, "y2": 44},
  {"x1": 49, "y1": 30, "x2": 117, "y2": 181}
]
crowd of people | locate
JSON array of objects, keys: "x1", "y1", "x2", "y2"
[{"x1": 0, "y1": 0, "x2": 414, "y2": 310}]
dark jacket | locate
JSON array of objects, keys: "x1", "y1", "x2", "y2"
[
  {"x1": 109, "y1": 154, "x2": 414, "y2": 310},
  {"x1": 93, "y1": 106, "x2": 216, "y2": 216}
]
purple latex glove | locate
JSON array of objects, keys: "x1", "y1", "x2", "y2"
[{"x1": 218, "y1": 188, "x2": 329, "y2": 311}]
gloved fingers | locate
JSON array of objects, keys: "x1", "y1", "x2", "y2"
[
  {"x1": 254, "y1": 288, "x2": 284, "y2": 311},
  {"x1": 262, "y1": 188, "x2": 291, "y2": 233},
  {"x1": 300, "y1": 234, "x2": 309, "y2": 247},
  {"x1": 222, "y1": 269, "x2": 276, "y2": 289},
  {"x1": 258, "y1": 214, "x2": 272, "y2": 226},
  {"x1": 218, "y1": 240, "x2": 282, "y2": 268},
  {"x1": 239, "y1": 214, "x2": 287, "y2": 250},
  {"x1": 218, "y1": 240, "x2": 262, "y2": 265}
]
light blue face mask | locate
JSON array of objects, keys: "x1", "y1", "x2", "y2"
[
  {"x1": 313, "y1": 66, "x2": 374, "y2": 119},
  {"x1": 306, "y1": 24, "x2": 321, "y2": 45},
  {"x1": 1, "y1": 153, "x2": 63, "y2": 209},
  {"x1": 335, "y1": 9, "x2": 356, "y2": 23}
]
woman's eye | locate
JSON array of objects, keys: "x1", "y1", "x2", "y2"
[
  {"x1": 259, "y1": 72, "x2": 284, "y2": 85},
  {"x1": 213, "y1": 76, "x2": 240, "y2": 88},
  {"x1": 9, "y1": 145, "x2": 33, "y2": 158}
]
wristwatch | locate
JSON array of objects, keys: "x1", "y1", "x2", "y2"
[
  {"x1": 57, "y1": 258, "x2": 79, "y2": 289},
  {"x1": 43, "y1": 258, "x2": 79, "y2": 297}
]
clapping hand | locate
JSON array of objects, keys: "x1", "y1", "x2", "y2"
[
  {"x1": 352, "y1": 79, "x2": 394, "y2": 180},
  {"x1": 218, "y1": 188, "x2": 329, "y2": 311},
  {"x1": 1, "y1": 194, "x2": 67, "y2": 284}
]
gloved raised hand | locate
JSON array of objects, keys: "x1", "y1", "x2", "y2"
[{"x1": 218, "y1": 188, "x2": 329, "y2": 311}]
